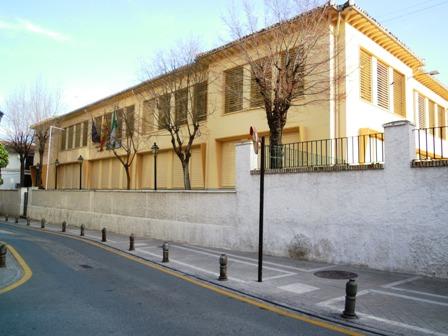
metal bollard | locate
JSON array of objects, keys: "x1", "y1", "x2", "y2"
[
  {"x1": 129, "y1": 234, "x2": 135, "y2": 251},
  {"x1": 5, "y1": 214, "x2": 8, "y2": 222},
  {"x1": 26, "y1": 217, "x2": 30, "y2": 226},
  {"x1": 101, "y1": 228, "x2": 107, "y2": 242},
  {"x1": 162, "y1": 242, "x2": 169, "y2": 263},
  {"x1": 218, "y1": 254, "x2": 228, "y2": 281},
  {"x1": 62, "y1": 221, "x2": 66, "y2": 232},
  {"x1": 41, "y1": 218, "x2": 46, "y2": 229},
  {"x1": 342, "y1": 279, "x2": 358, "y2": 319},
  {"x1": 80, "y1": 224, "x2": 85, "y2": 236},
  {"x1": 15, "y1": 216, "x2": 19, "y2": 224},
  {"x1": 0, "y1": 244, "x2": 7, "y2": 268}
]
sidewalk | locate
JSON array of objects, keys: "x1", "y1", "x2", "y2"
[
  {"x1": 0, "y1": 240, "x2": 23, "y2": 291},
  {"x1": 8, "y1": 219, "x2": 448, "y2": 336}
]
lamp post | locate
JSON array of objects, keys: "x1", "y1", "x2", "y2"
[
  {"x1": 54, "y1": 159, "x2": 59, "y2": 190},
  {"x1": 35, "y1": 163, "x2": 41, "y2": 188},
  {"x1": 77, "y1": 155, "x2": 84, "y2": 190},
  {"x1": 151, "y1": 142, "x2": 159, "y2": 191}
]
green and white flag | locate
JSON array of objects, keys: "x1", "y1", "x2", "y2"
[{"x1": 109, "y1": 110, "x2": 118, "y2": 149}]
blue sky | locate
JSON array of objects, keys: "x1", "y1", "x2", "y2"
[{"x1": 0, "y1": 0, "x2": 447, "y2": 114}]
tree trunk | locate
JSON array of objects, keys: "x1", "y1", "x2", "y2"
[
  {"x1": 19, "y1": 157, "x2": 26, "y2": 188},
  {"x1": 38, "y1": 148, "x2": 44, "y2": 188},
  {"x1": 182, "y1": 161, "x2": 191, "y2": 190},
  {"x1": 125, "y1": 166, "x2": 131, "y2": 190},
  {"x1": 269, "y1": 127, "x2": 284, "y2": 169}
]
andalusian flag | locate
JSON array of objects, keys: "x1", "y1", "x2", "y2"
[{"x1": 109, "y1": 110, "x2": 118, "y2": 149}]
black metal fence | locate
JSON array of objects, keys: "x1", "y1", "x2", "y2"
[
  {"x1": 415, "y1": 126, "x2": 448, "y2": 160},
  {"x1": 263, "y1": 133, "x2": 384, "y2": 169}
]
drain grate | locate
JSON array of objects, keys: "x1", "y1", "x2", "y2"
[
  {"x1": 79, "y1": 264, "x2": 93, "y2": 269},
  {"x1": 314, "y1": 270, "x2": 358, "y2": 279}
]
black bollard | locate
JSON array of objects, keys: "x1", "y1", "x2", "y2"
[
  {"x1": 15, "y1": 216, "x2": 19, "y2": 224},
  {"x1": 5, "y1": 215, "x2": 8, "y2": 222},
  {"x1": 218, "y1": 254, "x2": 228, "y2": 281},
  {"x1": 26, "y1": 217, "x2": 30, "y2": 226},
  {"x1": 162, "y1": 242, "x2": 169, "y2": 263},
  {"x1": 0, "y1": 244, "x2": 7, "y2": 268},
  {"x1": 41, "y1": 218, "x2": 46, "y2": 229},
  {"x1": 62, "y1": 221, "x2": 66, "y2": 232},
  {"x1": 101, "y1": 228, "x2": 107, "y2": 242},
  {"x1": 342, "y1": 279, "x2": 358, "y2": 319},
  {"x1": 80, "y1": 224, "x2": 85, "y2": 236},
  {"x1": 129, "y1": 234, "x2": 135, "y2": 251}
]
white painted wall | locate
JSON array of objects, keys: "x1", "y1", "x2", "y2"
[
  {"x1": 20, "y1": 121, "x2": 448, "y2": 278},
  {"x1": 0, "y1": 151, "x2": 20, "y2": 190}
]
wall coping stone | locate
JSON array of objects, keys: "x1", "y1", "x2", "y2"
[{"x1": 250, "y1": 163, "x2": 384, "y2": 175}]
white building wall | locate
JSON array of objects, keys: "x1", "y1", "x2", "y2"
[
  {"x1": 19, "y1": 121, "x2": 448, "y2": 278},
  {"x1": 0, "y1": 151, "x2": 20, "y2": 190}
]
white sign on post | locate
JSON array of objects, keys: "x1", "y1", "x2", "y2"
[{"x1": 250, "y1": 126, "x2": 259, "y2": 155}]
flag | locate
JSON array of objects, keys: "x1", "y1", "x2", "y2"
[
  {"x1": 91, "y1": 118, "x2": 100, "y2": 143},
  {"x1": 109, "y1": 110, "x2": 118, "y2": 149}
]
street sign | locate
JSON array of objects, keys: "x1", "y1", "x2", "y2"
[{"x1": 250, "y1": 126, "x2": 259, "y2": 154}]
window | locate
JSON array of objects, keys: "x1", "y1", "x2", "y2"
[
  {"x1": 193, "y1": 81, "x2": 207, "y2": 122},
  {"x1": 283, "y1": 47, "x2": 305, "y2": 99},
  {"x1": 67, "y1": 125, "x2": 74, "y2": 149},
  {"x1": 438, "y1": 105, "x2": 446, "y2": 127},
  {"x1": 94, "y1": 116, "x2": 102, "y2": 140},
  {"x1": 142, "y1": 99, "x2": 155, "y2": 134},
  {"x1": 158, "y1": 94, "x2": 171, "y2": 129},
  {"x1": 429, "y1": 100, "x2": 436, "y2": 127},
  {"x1": 376, "y1": 60, "x2": 389, "y2": 109},
  {"x1": 125, "y1": 105, "x2": 135, "y2": 136},
  {"x1": 417, "y1": 93, "x2": 426, "y2": 128},
  {"x1": 250, "y1": 58, "x2": 271, "y2": 108},
  {"x1": 115, "y1": 109, "x2": 123, "y2": 140},
  {"x1": 175, "y1": 88, "x2": 188, "y2": 125},
  {"x1": 224, "y1": 66, "x2": 243, "y2": 113},
  {"x1": 360, "y1": 50, "x2": 372, "y2": 102},
  {"x1": 393, "y1": 70, "x2": 405, "y2": 117},
  {"x1": 82, "y1": 121, "x2": 88, "y2": 147},
  {"x1": 60, "y1": 129, "x2": 66, "y2": 150},
  {"x1": 74, "y1": 123, "x2": 81, "y2": 148}
]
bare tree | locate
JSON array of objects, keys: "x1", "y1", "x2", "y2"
[
  {"x1": 4, "y1": 90, "x2": 35, "y2": 187},
  {"x1": 29, "y1": 80, "x2": 61, "y2": 186},
  {"x1": 107, "y1": 105, "x2": 139, "y2": 190},
  {"x1": 139, "y1": 39, "x2": 212, "y2": 190},
  {"x1": 224, "y1": 0, "x2": 343, "y2": 167}
]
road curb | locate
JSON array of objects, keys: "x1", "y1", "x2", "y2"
[{"x1": 0, "y1": 241, "x2": 33, "y2": 295}]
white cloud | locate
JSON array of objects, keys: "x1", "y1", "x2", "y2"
[{"x1": 0, "y1": 18, "x2": 69, "y2": 42}]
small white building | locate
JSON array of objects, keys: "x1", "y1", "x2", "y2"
[{"x1": 0, "y1": 142, "x2": 34, "y2": 189}]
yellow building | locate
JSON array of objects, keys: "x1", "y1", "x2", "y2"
[{"x1": 33, "y1": 2, "x2": 448, "y2": 190}]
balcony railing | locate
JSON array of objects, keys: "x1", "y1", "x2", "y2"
[
  {"x1": 263, "y1": 133, "x2": 384, "y2": 169},
  {"x1": 415, "y1": 126, "x2": 448, "y2": 160}
]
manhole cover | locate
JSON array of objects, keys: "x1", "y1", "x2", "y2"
[
  {"x1": 79, "y1": 264, "x2": 93, "y2": 269},
  {"x1": 314, "y1": 270, "x2": 358, "y2": 279}
]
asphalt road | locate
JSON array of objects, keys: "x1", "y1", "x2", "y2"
[{"x1": 0, "y1": 223, "x2": 354, "y2": 336}]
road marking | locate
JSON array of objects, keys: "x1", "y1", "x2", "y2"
[
  {"x1": 172, "y1": 245, "x2": 294, "y2": 275},
  {"x1": 0, "y1": 229, "x2": 15, "y2": 235},
  {"x1": 0, "y1": 242, "x2": 33, "y2": 295},
  {"x1": 387, "y1": 287, "x2": 448, "y2": 300},
  {"x1": 319, "y1": 290, "x2": 448, "y2": 336},
  {"x1": 137, "y1": 249, "x2": 247, "y2": 283},
  {"x1": 355, "y1": 312, "x2": 448, "y2": 336},
  {"x1": 135, "y1": 243, "x2": 147, "y2": 247},
  {"x1": 263, "y1": 273, "x2": 297, "y2": 281},
  {"x1": 6, "y1": 223, "x2": 363, "y2": 336},
  {"x1": 371, "y1": 289, "x2": 448, "y2": 307},
  {"x1": 185, "y1": 245, "x2": 333, "y2": 273},
  {"x1": 85, "y1": 234, "x2": 119, "y2": 244},
  {"x1": 279, "y1": 283, "x2": 319, "y2": 295},
  {"x1": 382, "y1": 276, "x2": 421, "y2": 288}
]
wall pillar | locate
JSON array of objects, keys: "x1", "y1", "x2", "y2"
[{"x1": 383, "y1": 120, "x2": 415, "y2": 172}]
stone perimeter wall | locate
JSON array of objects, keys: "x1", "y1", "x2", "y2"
[{"x1": 8, "y1": 121, "x2": 448, "y2": 278}]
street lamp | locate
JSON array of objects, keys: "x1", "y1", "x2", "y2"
[
  {"x1": 54, "y1": 159, "x2": 60, "y2": 190},
  {"x1": 151, "y1": 142, "x2": 159, "y2": 191},
  {"x1": 35, "y1": 163, "x2": 41, "y2": 188},
  {"x1": 77, "y1": 155, "x2": 84, "y2": 190}
]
